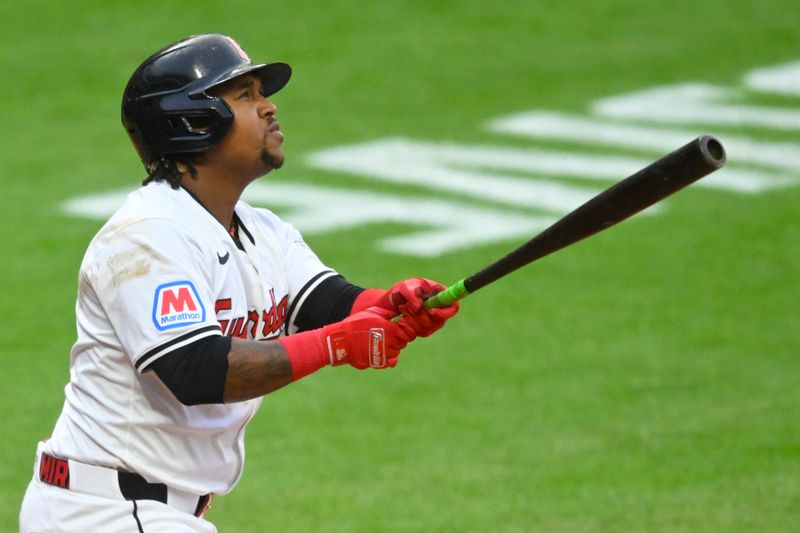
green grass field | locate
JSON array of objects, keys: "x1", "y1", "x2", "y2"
[{"x1": 2, "y1": 1, "x2": 799, "y2": 531}]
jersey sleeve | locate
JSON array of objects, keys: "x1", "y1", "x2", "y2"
[
  {"x1": 83, "y1": 217, "x2": 222, "y2": 373},
  {"x1": 283, "y1": 223, "x2": 341, "y2": 334},
  {"x1": 250, "y1": 209, "x2": 338, "y2": 334}
]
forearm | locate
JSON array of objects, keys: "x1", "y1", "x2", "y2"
[
  {"x1": 156, "y1": 302, "x2": 415, "y2": 406},
  {"x1": 223, "y1": 338, "x2": 294, "y2": 403}
]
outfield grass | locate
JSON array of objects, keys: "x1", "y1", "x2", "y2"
[{"x1": 2, "y1": 1, "x2": 799, "y2": 531}]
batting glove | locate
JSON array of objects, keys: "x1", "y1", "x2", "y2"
[
  {"x1": 350, "y1": 288, "x2": 387, "y2": 315},
  {"x1": 279, "y1": 307, "x2": 414, "y2": 381},
  {"x1": 383, "y1": 278, "x2": 460, "y2": 338}
]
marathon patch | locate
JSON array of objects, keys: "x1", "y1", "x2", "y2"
[{"x1": 152, "y1": 281, "x2": 206, "y2": 331}]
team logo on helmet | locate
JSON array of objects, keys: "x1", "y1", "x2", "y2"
[{"x1": 224, "y1": 36, "x2": 251, "y2": 62}]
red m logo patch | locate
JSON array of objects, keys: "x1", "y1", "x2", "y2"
[
  {"x1": 152, "y1": 281, "x2": 205, "y2": 331},
  {"x1": 161, "y1": 287, "x2": 198, "y2": 315}
]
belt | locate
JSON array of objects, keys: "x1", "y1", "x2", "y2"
[{"x1": 35, "y1": 448, "x2": 212, "y2": 518}]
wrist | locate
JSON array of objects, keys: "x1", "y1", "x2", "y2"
[
  {"x1": 350, "y1": 288, "x2": 387, "y2": 314},
  {"x1": 278, "y1": 331, "x2": 329, "y2": 381}
]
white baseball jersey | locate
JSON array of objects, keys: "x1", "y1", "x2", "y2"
[{"x1": 44, "y1": 180, "x2": 336, "y2": 496}]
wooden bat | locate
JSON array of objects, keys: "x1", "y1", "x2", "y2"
[{"x1": 424, "y1": 135, "x2": 727, "y2": 308}]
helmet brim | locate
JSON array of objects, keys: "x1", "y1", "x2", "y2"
[{"x1": 208, "y1": 62, "x2": 292, "y2": 97}]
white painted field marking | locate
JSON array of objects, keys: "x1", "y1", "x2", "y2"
[
  {"x1": 62, "y1": 189, "x2": 134, "y2": 219},
  {"x1": 745, "y1": 61, "x2": 800, "y2": 96},
  {"x1": 594, "y1": 83, "x2": 800, "y2": 131},
  {"x1": 487, "y1": 111, "x2": 800, "y2": 190},
  {"x1": 310, "y1": 139, "x2": 613, "y2": 212},
  {"x1": 245, "y1": 183, "x2": 553, "y2": 256},
  {"x1": 62, "y1": 60, "x2": 800, "y2": 257},
  {"x1": 324, "y1": 133, "x2": 791, "y2": 196},
  {"x1": 62, "y1": 183, "x2": 553, "y2": 256}
]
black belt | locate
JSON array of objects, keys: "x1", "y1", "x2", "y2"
[{"x1": 118, "y1": 471, "x2": 211, "y2": 517}]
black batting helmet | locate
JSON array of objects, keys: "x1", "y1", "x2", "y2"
[{"x1": 121, "y1": 34, "x2": 291, "y2": 168}]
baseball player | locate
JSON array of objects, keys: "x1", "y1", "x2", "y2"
[{"x1": 20, "y1": 34, "x2": 459, "y2": 533}]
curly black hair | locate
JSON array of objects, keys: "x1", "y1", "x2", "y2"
[{"x1": 142, "y1": 156, "x2": 199, "y2": 189}]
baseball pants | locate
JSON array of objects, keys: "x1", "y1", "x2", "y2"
[{"x1": 20, "y1": 442, "x2": 216, "y2": 533}]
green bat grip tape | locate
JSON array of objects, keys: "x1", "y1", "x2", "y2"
[{"x1": 424, "y1": 279, "x2": 470, "y2": 308}]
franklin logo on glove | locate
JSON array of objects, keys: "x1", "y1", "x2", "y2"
[{"x1": 369, "y1": 329, "x2": 385, "y2": 368}]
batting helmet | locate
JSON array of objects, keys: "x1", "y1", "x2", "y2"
[{"x1": 121, "y1": 34, "x2": 291, "y2": 168}]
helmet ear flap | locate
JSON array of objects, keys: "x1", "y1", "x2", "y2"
[
  {"x1": 124, "y1": 123, "x2": 152, "y2": 169},
  {"x1": 158, "y1": 92, "x2": 234, "y2": 145},
  {"x1": 125, "y1": 93, "x2": 235, "y2": 168}
]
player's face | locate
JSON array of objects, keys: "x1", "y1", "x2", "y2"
[{"x1": 207, "y1": 74, "x2": 284, "y2": 179}]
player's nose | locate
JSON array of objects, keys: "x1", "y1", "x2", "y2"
[{"x1": 258, "y1": 99, "x2": 277, "y2": 118}]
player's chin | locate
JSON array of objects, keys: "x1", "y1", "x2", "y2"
[{"x1": 261, "y1": 148, "x2": 284, "y2": 170}]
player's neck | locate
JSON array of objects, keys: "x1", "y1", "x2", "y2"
[{"x1": 179, "y1": 173, "x2": 244, "y2": 229}]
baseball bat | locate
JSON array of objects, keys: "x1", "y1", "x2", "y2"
[{"x1": 423, "y1": 134, "x2": 727, "y2": 308}]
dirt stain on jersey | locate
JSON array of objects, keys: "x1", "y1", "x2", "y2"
[
  {"x1": 111, "y1": 260, "x2": 151, "y2": 287},
  {"x1": 107, "y1": 243, "x2": 161, "y2": 287}
]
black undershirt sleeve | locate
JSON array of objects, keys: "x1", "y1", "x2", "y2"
[
  {"x1": 293, "y1": 274, "x2": 365, "y2": 332},
  {"x1": 150, "y1": 335, "x2": 232, "y2": 406}
]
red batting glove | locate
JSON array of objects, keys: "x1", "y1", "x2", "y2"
[
  {"x1": 279, "y1": 307, "x2": 415, "y2": 381},
  {"x1": 382, "y1": 278, "x2": 460, "y2": 338},
  {"x1": 350, "y1": 288, "x2": 387, "y2": 315}
]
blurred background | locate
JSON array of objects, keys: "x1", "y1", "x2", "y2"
[{"x1": 2, "y1": 1, "x2": 799, "y2": 530}]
